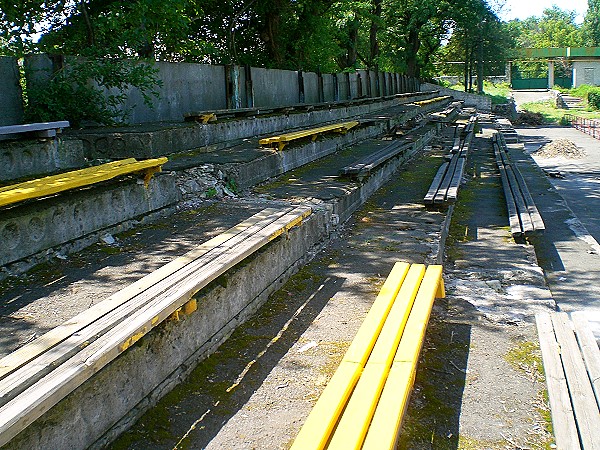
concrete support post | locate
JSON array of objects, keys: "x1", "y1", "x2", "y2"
[
  {"x1": 244, "y1": 65, "x2": 254, "y2": 108},
  {"x1": 548, "y1": 61, "x2": 555, "y2": 88},
  {"x1": 506, "y1": 62, "x2": 512, "y2": 85}
]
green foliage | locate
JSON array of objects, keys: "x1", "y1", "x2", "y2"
[
  {"x1": 587, "y1": 91, "x2": 600, "y2": 109},
  {"x1": 25, "y1": 58, "x2": 161, "y2": 127}
]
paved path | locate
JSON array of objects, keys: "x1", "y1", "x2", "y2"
[{"x1": 514, "y1": 125, "x2": 600, "y2": 335}]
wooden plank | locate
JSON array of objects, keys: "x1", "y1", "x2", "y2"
[
  {"x1": 327, "y1": 265, "x2": 426, "y2": 450},
  {"x1": 259, "y1": 122, "x2": 359, "y2": 148},
  {"x1": 434, "y1": 154, "x2": 459, "y2": 204},
  {"x1": 571, "y1": 311, "x2": 600, "y2": 408},
  {"x1": 505, "y1": 165, "x2": 534, "y2": 234},
  {"x1": 536, "y1": 313, "x2": 582, "y2": 450},
  {"x1": 342, "y1": 262, "x2": 410, "y2": 364},
  {"x1": 446, "y1": 157, "x2": 465, "y2": 202},
  {"x1": 0, "y1": 158, "x2": 168, "y2": 208},
  {"x1": 0, "y1": 206, "x2": 311, "y2": 447},
  {"x1": 510, "y1": 160, "x2": 545, "y2": 232},
  {"x1": 0, "y1": 207, "x2": 308, "y2": 407},
  {"x1": 0, "y1": 121, "x2": 70, "y2": 136},
  {"x1": 494, "y1": 141, "x2": 522, "y2": 235},
  {"x1": 551, "y1": 313, "x2": 600, "y2": 449},
  {"x1": 289, "y1": 362, "x2": 362, "y2": 450},
  {"x1": 0, "y1": 207, "x2": 291, "y2": 383},
  {"x1": 291, "y1": 262, "x2": 410, "y2": 450},
  {"x1": 363, "y1": 265, "x2": 444, "y2": 450},
  {"x1": 424, "y1": 162, "x2": 449, "y2": 204}
]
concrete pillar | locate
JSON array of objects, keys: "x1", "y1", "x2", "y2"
[
  {"x1": 548, "y1": 61, "x2": 555, "y2": 89},
  {"x1": 506, "y1": 61, "x2": 512, "y2": 84}
]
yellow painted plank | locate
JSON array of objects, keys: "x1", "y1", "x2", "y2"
[
  {"x1": 0, "y1": 157, "x2": 168, "y2": 208},
  {"x1": 259, "y1": 122, "x2": 359, "y2": 147},
  {"x1": 413, "y1": 96, "x2": 452, "y2": 106},
  {"x1": 342, "y1": 262, "x2": 410, "y2": 364},
  {"x1": 327, "y1": 265, "x2": 425, "y2": 450},
  {"x1": 362, "y1": 266, "x2": 444, "y2": 450},
  {"x1": 393, "y1": 265, "x2": 443, "y2": 363},
  {"x1": 327, "y1": 364, "x2": 388, "y2": 450},
  {"x1": 290, "y1": 362, "x2": 361, "y2": 450},
  {"x1": 362, "y1": 362, "x2": 416, "y2": 450},
  {"x1": 368, "y1": 264, "x2": 425, "y2": 365}
]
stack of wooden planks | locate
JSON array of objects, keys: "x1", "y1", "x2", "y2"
[
  {"x1": 338, "y1": 140, "x2": 413, "y2": 180},
  {"x1": 536, "y1": 312, "x2": 600, "y2": 450},
  {"x1": 492, "y1": 132, "x2": 545, "y2": 237},
  {"x1": 424, "y1": 117, "x2": 477, "y2": 206},
  {"x1": 0, "y1": 205, "x2": 311, "y2": 447},
  {"x1": 291, "y1": 262, "x2": 445, "y2": 450}
]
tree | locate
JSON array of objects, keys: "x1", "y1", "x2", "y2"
[{"x1": 583, "y1": 0, "x2": 600, "y2": 46}]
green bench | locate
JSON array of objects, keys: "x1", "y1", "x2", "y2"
[{"x1": 291, "y1": 262, "x2": 445, "y2": 450}]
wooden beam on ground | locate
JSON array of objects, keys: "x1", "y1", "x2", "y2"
[
  {"x1": 571, "y1": 312, "x2": 600, "y2": 408},
  {"x1": 536, "y1": 313, "x2": 581, "y2": 450}
]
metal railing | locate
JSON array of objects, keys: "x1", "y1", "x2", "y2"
[{"x1": 564, "y1": 114, "x2": 600, "y2": 140}]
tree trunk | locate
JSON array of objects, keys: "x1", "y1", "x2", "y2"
[
  {"x1": 477, "y1": 38, "x2": 484, "y2": 94},
  {"x1": 80, "y1": 0, "x2": 95, "y2": 47},
  {"x1": 405, "y1": 27, "x2": 421, "y2": 78},
  {"x1": 369, "y1": 0, "x2": 382, "y2": 68}
]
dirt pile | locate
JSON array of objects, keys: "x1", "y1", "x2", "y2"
[{"x1": 533, "y1": 139, "x2": 586, "y2": 159}]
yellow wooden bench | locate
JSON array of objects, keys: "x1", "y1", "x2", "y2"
[
  {"x1": 258, "y1": 121, "x2": 359, "y2": 151},
  {"x1": 413, "y1": 95, "x2": 452, "y2": 107},
  {"x1": 0, "y1": 157, "x2": 168, "y2": 209},
  {"x1": 291, "y1": 262, "x2": 445, "y2": 450}
]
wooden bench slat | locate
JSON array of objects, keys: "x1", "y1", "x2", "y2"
[
  {"x1": 342, "y1": 262, "x2": 410, "y2": 365},
  {"x1": 0, "y1": 121, "x2": 70, "y2": 137},
  {"x1": 291, "y1": 262, "x2": 410, "y2": 450},
  {"x1": 328, "y1": 265, "x2": 426, "y2": 449},
  {"x1": 551, "y1": 313, "x2": 600, "y2": 449},
  {"x1": 536, "y1": 313, "x2": 581, "y2": 450},
  {"x1": 364, "y1": 265, "x2": 444, "y2": 450},
  {"x1": 0, "y1": 207, "x2": 292, "y2": 387},
  {"x1": 423, "y1": 162, "x2": 449, "y2": 204},
  {"x1": 292, "y1": 264, "x2": 444, "y2": 450},
  {"x1": 0, "y1": 158, "x2": 168, "y2": 208},
  {"x1": 0, "y1": 206, "x2": 311, "y2": 446},
  {"x1": 259, "y1": 121, "x2": 359, "y2": 150},
  {"x1": 571, "y1": 312, "x2": 600, "y2": 407}
]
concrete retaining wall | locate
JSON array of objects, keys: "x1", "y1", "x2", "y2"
[
  {"x1": 421, "y1": 82, "x2": 491, "y2": 111},
  {"x1": 20, "y1": 55, "x2": 419, "y2": 125},
  {"x1": 76, "y1": 92, "x2": 437, "y2": 160},
  {"x1": 0, "y1": 174, "x2": 180, "y2": 268},
  {"x1": 0, "y1": 137, "x2": 86, "y2": 182},
  {"x1": 0, "y1": 57, "x2": 24, "y2": 126}
]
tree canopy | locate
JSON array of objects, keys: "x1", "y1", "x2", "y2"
[{"x1": 0, "y1": 0, "x2": 498, "y2": 77}]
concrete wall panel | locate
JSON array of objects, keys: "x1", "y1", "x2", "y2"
[
  {"x1": 252, "y1": 68, "x2": 299, "y2": 107},
  {"x1": 323, "y1": 74, "x2": 336, "y2": 102},
  {"x1": 303, "y1": 72, "x2": 319, "y2": 104},
  {"x1": 0, "y1": 57, "x2": 24, "y2": 126}
]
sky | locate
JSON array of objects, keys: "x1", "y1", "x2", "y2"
[{"x1": 498, "y1": 0, "x2": 589, "y2": 23}]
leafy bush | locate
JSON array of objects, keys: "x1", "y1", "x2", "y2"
[
  {"x1": 587, "y1": 91, "x2": 600, "y2": 110},
  {"x1": 25, "y1": 57, "x2": 161, "y2": 127}
]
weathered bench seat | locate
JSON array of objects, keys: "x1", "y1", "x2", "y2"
[
  {"x1": 0, "y1": 206, "x2": 311, "y2": 447},
  {"x1": 536, "y1": 312, "x2": 600, "y2": 449},
  {"x1": 259, "y1": 121, "x2": 360, "y2": 151},
  {"x1": 291, "y1": 262, "x2": 444, "y2": 450},
  {"x1": 0, "y1": 121, "x2": 70, "y2": 139},
  {"x1": 0, "y1": 157, "x2": 167, "y2": 209}
]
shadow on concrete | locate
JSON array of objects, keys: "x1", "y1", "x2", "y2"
[
  {"x1": 109, "y1": 272, "x2": 346, "y2": 449},
  {"x1": 398, "y1": 313, "x2": 471, "y2": 449}
]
